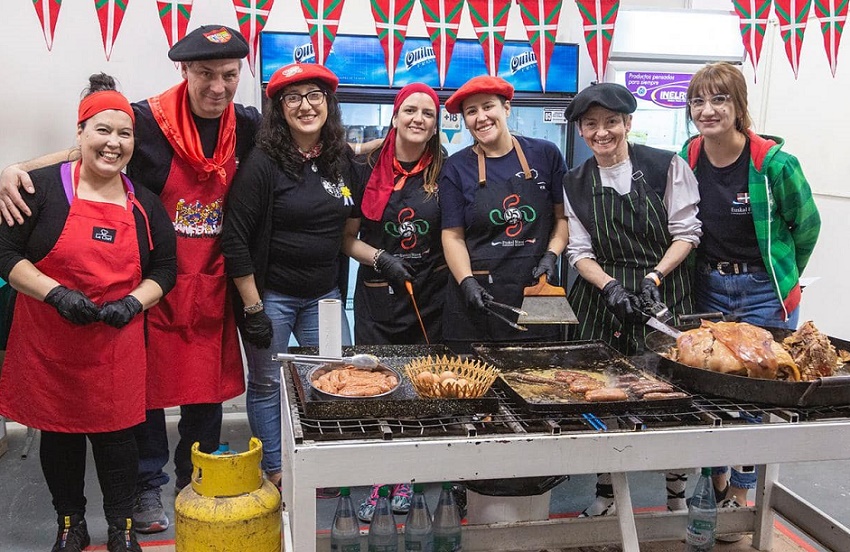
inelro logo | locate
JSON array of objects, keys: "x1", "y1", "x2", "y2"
[{"x1": 92, "y1": 227, "x2": 116, "y2": 243}]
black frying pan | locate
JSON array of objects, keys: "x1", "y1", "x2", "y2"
[{"x1": 645, "y1": 326, "x2": 850, "y2": 407}]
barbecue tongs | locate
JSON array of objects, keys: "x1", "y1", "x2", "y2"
[{"x1": 483, "y1": 299, "x2": 529, "y2": 332}]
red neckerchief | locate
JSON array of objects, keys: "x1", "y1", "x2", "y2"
[
  {"x1": 361, "y1": 127, "x2": 432, "y2": 221},
  {"x1": 148, "y1": 81, "x2": 236, "y2": 186},
  {"x1": 298, "y1": 142, "x2": 323, "y2": 160}
]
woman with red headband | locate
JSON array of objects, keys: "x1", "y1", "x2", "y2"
[
  {"x1": 342, "y1": 83, "x2": 445, "y2": 521},
  {"x1": 0, "y1": 73, "x2": 176, "y2": 552}
]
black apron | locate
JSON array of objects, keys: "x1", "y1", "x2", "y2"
[
  {"x1": 354, "y1": 171, "x2": 446, "y2": 345},
  {"x1": 444, "y1": 137, "x2": 560, "y2": 349},
  {"x1": 565, "y1": 144, "x2": 693, "y2": 355}
]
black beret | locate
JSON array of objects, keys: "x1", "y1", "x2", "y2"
[
  {"x1": 564, "y1": 83, "x2": 637, "y2": 122},
  {"x1": 168, "y1": 25, "x2": 249, "y2": 62}
]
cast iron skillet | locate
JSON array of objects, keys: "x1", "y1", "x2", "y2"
[{"x1": 645, "y1": 325, "x2": 850, "y2": 407}]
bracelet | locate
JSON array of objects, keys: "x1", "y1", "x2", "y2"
[
  {"x1": 645, "y1": 270, "x2": 663, "y2": 287},
  {"x1": 355, "y1": 142, "x2": 362, "y2": 155},
  {"x1": 243, "y1": 300, "x2": 264, "y2": 314},
  {"x1": 373, "y1": 249, "x2": 385, "y2": 272}
]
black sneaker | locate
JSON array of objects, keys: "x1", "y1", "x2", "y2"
[
  {"x1": 51, "y1": 514, "x2": 91, "y2": 552},
  {"x1": 133, "y1": 486, "x2": 169, "y2": 533},
  {"x1": 107, "y1": 518, "x2": 143, "y2": 552}
]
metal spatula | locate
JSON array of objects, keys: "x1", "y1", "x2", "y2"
[{"x1": 516, "y1": 275, "x2": 578, "y2": 325}]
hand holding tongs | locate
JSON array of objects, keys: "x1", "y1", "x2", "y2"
[{"x1": 483, "y1": 299, "x2": 529, "y2": 332}]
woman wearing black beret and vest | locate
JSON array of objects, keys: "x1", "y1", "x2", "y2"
[{"x1": 562, "y1": 82, "x2": 701, "y2": 517}]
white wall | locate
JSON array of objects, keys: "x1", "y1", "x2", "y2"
[{"x1": 1, "y1": 0, "x2": 847, "y2": 338}]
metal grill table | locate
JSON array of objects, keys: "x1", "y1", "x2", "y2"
[{"x1": 280, "y1": 361, "x2": 850, "y2": 552}]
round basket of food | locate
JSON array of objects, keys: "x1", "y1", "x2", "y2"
[
  {"x1": 309, "y1": 364, "x2": 401, "y2": 399},
  {"x1": 404, "y1": 355, "x2": 500, "y2": 399}
]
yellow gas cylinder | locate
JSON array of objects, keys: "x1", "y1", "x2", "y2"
[{"x1": 175, "y1": 437, "x2": 281, "y2": 551}]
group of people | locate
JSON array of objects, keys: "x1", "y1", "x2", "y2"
[{"x1": 0, "y1": 19, "x2": 820, "y2": 551}]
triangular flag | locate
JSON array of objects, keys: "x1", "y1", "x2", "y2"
[
  {"x1": 371, "y1": 0, "x2": 417, "y2": 86},
  {"x1": 31, "y1": 0, "x2": 64, "y2": 50},
  {"x1": 814, "y1": 0, "x2": 849, "y2": 76},
  {"x1": 574, "y1": 0, "x2": 619, "y2": 83},
  {"x1": 732, "y1": 0, "x2": 772, "y2": 75},
  {"x1": 517, "y1": 0, "x2": 562, "y2": 91},
  {"x1": 157, "y1": 0, "x2": 193, "y2": 49},
  {"x1": 233, "y1": 0, "x2": 275, "y2": 76},
  {"x1": 774, "y1": 0, "x2": 813, "y2": 78},
  {"x1": 300, "y1": 0, "x2": 347, "y2": 65},
  {"x1": 467, "y1": 0, "x2": 512, "y2": 76},
  {"x1": 93, "y1": 0, "x2": 130, "y2": 60},
  {"x1": 420, "y1": 0, "x2": 464, "y2": 87}
]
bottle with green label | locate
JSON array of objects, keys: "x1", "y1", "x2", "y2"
[
  {"x1": 685, "y1": 467, "x2": 717, "y2": 551},
  {"x1": 368, "y1": 485, "x2": 398, "y2": 551},
  {"x1": 331, "y1": 487, "x2": 362, "y2": 552},
  {"x1": 432, "y1": 482, "x2": 462, "y2": 552},
  {"x1": 403, "y1": 483, "x2": 432, "y2": 551}
]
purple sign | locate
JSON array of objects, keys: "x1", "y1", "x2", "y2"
[{"x1": 625, "y1": 72, "x2": 692, "y2": 108}]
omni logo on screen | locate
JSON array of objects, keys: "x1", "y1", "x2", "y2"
[
  {"x1": 405, "y1": 46, "x2": 435, "y2": 69},
  {"x1": 293, "y1": 43, "x2": 315, "y2": 63}
]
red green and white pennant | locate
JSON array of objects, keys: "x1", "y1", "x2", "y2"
[
  {"x1": 300, "y1": 0, "x2": 347, "y2": 65},
  {"x1": 31, "y1": 0, "x2": 63, "y2": 50},
  {"x1": 732, "y1": 0, "x2": 772, "y2": 74},
  {"x1": 93, "y1": 0, "x2": 129, "y2": 60},
  {"x1": 233, "y1": 0, "x2": 275, "y2": 76},
  {"x1": 574, "y1": 0, "x2": 619, "y2": 83},
  {"x1": 420, "y1": 0, "x2": 464, "y2": 87},
  {"x1": 371, "y1": 0, "x2": 417, "y2": 85},
  {"x1": 814, "y1": 0, "x2": 848, "y2": 76},
  {"x1": 157, "y1": 0, "x2": 193, "y2": 49},
  {"x1": 517, "y1": 0, "x2": 562, "y2": 91},
  {"x1": 774, "y1": 0, "x2": 812, "y2": 78},
  {"x1": 467, "y1": 0, "x2": 512, "y2": 76}
]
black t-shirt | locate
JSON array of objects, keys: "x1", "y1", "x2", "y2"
[{"x1": 695, "y1": 141, "x2": 762, "y2": 264}]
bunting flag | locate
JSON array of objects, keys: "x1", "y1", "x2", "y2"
[
  {"x1": 31, "y1": 0, "x2": 64, "y2": 51},
  {"x1": 300, "y1": 0, "x2": 347, "y2": 65},
  {"x1": 517, "y1": 0, "x2": 562, "y2": 91},
  {"x1": 93, "y1": 0, "x2": 129, "y2": 60},
  {"x1": 467, "y1": 0, "x2": 512, "y2": 76},
  {"x1": 420, "y1": 0, "x2": 464, "y2": 86},
  {"x1": 574, "y1": 0, "x2": 619, "y2": 82},
  {"x1": 732, "y1": 0, "x2": 773, "y2": 74},
  {"x1": 233, "y1": 0, "x2": 275, "y2": 76},
  {"x1": 814, "y1": 0, "x2": 849, "y2": 76},
  {"x1": 371, "y1": 0, "x2": 416, "y2": 85},
  {"x1": 157, "y1": 0, "x2": 193, "y2": 49},
  {"x1": 774, "y1": 0, "x2": 812, "y2": 77}
]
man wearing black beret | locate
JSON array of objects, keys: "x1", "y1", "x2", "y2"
[
  {"x1": 0, "y1": 25, "x2": 261, "y2": 536},
  {"x1": 562, "y1": 82, "x2": 702, "y2": 517}
]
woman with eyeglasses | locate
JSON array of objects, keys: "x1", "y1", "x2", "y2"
[
  {"x1": 221, "y1": 63, "x2": 360, "y2": 488},
  {"x1": 681, "y1": 62, "x2": 820, "y2": 522}
]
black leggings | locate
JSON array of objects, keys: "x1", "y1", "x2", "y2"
[{"x1": 40, "y1": 428, "x2": 138, "y2": 523}]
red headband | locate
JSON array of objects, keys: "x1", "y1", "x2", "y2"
[
  {"x1": 393, "y1": 83, "x2": 439, "y2": 114},
  {"x1": 78, "y1": 90, "x2": 135, "y2": 125}
]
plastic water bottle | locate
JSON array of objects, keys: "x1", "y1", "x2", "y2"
[
  {"x1": 368, "y1": 485, "x2": 398, "y2": 551},
  {"x1": 686, "y1": 468, "x2": 717, "y2": 551},
  {"x1": 432, "y1": 482, "x2": 462, "y2": 552},
  {"x1": 404, "y1": 483, "x2": 433, "y2": 552},
  {"x1": 331, "y1": 487, "x2": 362, "y2": 552}
]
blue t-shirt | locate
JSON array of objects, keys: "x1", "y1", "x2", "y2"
[{"x1": 440, "y1": 135, "x2": 566, "y2": 229}]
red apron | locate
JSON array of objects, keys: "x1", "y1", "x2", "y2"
[
  {"x1": 144, "y1": 150, "x2": 244, "y2": 409},
  {"x1": 0, "y1": 163, "x2": 146, "y2": 433}
]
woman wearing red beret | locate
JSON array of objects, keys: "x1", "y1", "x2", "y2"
[
  {"x1": 221, "y1": 63, "x2": 359, "y2": 488},
  {"x1": 342, "y1": 83, "x2": 446, "y2": 520},
  {"x1": 440, "y1": 75, "x2": 569, "y2": 353}
]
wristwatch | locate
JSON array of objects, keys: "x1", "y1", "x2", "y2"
[{"x1": 243, "y1": 300, "x2": 264, "y2": 314}]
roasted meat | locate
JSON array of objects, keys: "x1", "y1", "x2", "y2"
[{"x1": 783, "y1": 320, "x2": 838, "y2": 380}]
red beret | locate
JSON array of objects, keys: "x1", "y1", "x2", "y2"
[
  {"x1": 445, "y1": 75, "x2": 514, "y2": 114},
  {"x1": 266, "y1": 63, "x2": 339, "y2": 99}
]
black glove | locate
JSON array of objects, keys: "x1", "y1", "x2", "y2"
[
  {"x1": 532, "y1": 250, "x2": 558, "y2": 280},
  {"x1": 44, "y1": 285, "x2": 100, "y2": 325},
  {"x1": 600, "y1": 280, "x2": 641, "y2": 324},
  {"x1": 242, "y1": 309, "x2": 273, "y2": 349},
  {"x1": 640, "y1": 270, "x2": 663, "y2": 306},
  {"x1": 460, "y1": 276, "x2": 493, "y2": 314},
  {"x1": 98, "y1": 295, "x2": 144, "y2": 329},
  {"x1": 375, "y1": 251, "x2": 415, "y2": 293}
]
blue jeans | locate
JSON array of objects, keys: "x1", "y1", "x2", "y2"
[
  {"x1": 243, "y1": 287, "x2": 352, "y2": 474},
  {"x1": 696, "y1": 266, "x2": 799, "y2": 491}
]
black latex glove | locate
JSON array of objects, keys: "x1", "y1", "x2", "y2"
[
  {"x1": 44, "y1": 285, "x2": 100, "y2": 325},
  {"x1": 242, "y1": 309, "x2": 273, "y2": 349},
  {"x1": 375, "y1": 251, "x2": 415, "y2": 293},
  {"x1": 460, "y1": 275, "x2": 493, "y2": 314},
  {"x1": 640, "y1": 271, "x2": 663, "y2": 306},
  {"x1": 98, "y1": 295, "x2": 144, "y2": 329},
  {"x1": 532, "y1": 250, "x2": 558, "y2": 280},
  {"x1": 600, "y1": 280, "x2": 641, "y2": 324}
]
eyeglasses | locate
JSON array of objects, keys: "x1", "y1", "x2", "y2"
[
  {"x1": 687, "y1": 94, "x2": 731, "y2": 110},
  {"x1": 281, "y1": 89, "x2": 326, "y2": 108}
]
